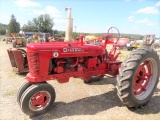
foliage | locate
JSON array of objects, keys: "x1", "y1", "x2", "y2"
[
  {"x1": 0, "y1": 26, "x2": 6, "y2": 35},
  {"x1": 7, "y1": 14, "x2": 20, "y2": 35},
  {"x1": 0, "y1": 23, "x2": 7, "y2": 28},
  {"x1": 0, "y1": 23, "x2": 7, "y2": 35},
  {"x1": 73, "y1": 32, "x2": 81, "y2": 38},
  {"x1": 22, "y1": 14, "x2": 54, "y2": 34},
  {"x1": 54, "y1": 30, "x2": 143, "y2": 40}
]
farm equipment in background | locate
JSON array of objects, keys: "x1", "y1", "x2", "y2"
[
  {"x1": 5, "y1": 36, "x2": 14, "y2": 44},
  {"x1": 5, "y1": 33, "x2": 15, "y2": 44},
  {"x1": 27, "y1": 33, "x2": 40, "y2": 43},
  {"x1": 40, "y1": 33, "x2": 51, "y2": 42},
  {"x1": 143, "y1": 34, "x2": 160, "y2": 52},
  {"x1": 126, "y1": 40, "x2": 143, "y2": 50},
  {"x1": 53, "y1": 34, "x2": 65, "y2": 42},
  {"x1": 7, "y1": 8, "x2": 159, "y2": 117},
  {"x1": 143, "y1": 34, "x2": 155, "y2": 47},
  {"x1": 151, "y1": 39, "x2": 160, "y2": 52},
  {"x1": 114, "y1": 37, "x2": 129, "y2": 49},
  {"x1": 8, "y1": 32, "x2": 27, "y2": 48},
  {"x1": 26, "y1": 32, "x2": 51, "y2": 43},
  {"x1": 12, "y1": 37, "x2": 27, "y2": 48},
  {"x1": 126, "y1": 34, "x2": 156, "y2": 50},
  {"x1": 141, "y1": 34, "x2": 160, "y2": 51}
]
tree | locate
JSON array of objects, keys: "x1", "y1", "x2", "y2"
[
  {"x1": 0, "y1": 27, "x2": 6, "y2": 35},
  {"x1": 72, "y1": 32, "x2": 80, "y2": 38},
  {"x1": 22, "y1": 20, "x2": 38, "y2": 32},
  {"x1": 7, "y1": 14, "x2": 20, "y2": 35},
  {"x1": 138, "y1": 36, "x2": 144, "y2": 40},
  {"x1": 22, "y1": 14, "x2": 54, "y2": 33}
]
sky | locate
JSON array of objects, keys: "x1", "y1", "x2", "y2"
[{"x1": 0, "y1": 0, "x2": 160, "y2": 37}]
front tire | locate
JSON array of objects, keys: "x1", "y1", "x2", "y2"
[
  {"x1": 17, "y1": 81, "x2": 32, "y2": 105},
  {"x1": 116, "y1": 47, "x2": 159, "y2": 108},
  {"x1": 20, "y1": 83, "x2": 56, "y2": 117}
]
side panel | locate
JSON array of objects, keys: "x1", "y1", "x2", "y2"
[
  {"x1": 7, "y1": 49, "x2": 17, "y2": 67},
  {"x1": 7, "y1": 48, "x2": 29, "y2": 74},
  {"x1": 39, "y1": 51, "x2": 52, "y2": 77}
]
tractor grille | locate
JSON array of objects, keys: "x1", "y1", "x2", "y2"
[{"x1": 27, "y1": 52, "x2": 40, "y2": 75}]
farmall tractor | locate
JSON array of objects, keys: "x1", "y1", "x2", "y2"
[{"x1": 16, "y1": 8, "x2": 159, "y2": 116}]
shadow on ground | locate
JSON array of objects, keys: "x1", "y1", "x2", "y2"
[
  {"x1": 18, "y1": 72, "x2": 28, "y2": 76},
  {"x1": 31, "y1": 88, "x2": 123, "y2": 120},
  {"x1": 128, "y1": 86, "x2": 160, "y2": 114},
  {"x1": 86, "y1": 77, "x2": 116, "y2": 86},
  {"x1": 31, "y1": 88, "x2": 160, "y2": 120}
]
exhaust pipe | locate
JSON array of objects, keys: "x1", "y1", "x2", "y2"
[{"x1": 64, "y1": 8, "x2": 73, "y2": 44}]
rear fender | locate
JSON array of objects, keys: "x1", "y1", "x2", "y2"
[{"x1": 7, "y1": 48, "x2": 29, "y2": 74}]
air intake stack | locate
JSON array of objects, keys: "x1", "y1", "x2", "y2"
[{"x1": 64, "y1": 8, "x2": 73, "y2": 43}]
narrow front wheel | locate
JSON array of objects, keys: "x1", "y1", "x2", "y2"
[
  {"x1": 20, "y1": 83, "x2": 56, "y2": 116},
  {"x1": 17, "y1": 81, "x2": 31, "y2": 104}
]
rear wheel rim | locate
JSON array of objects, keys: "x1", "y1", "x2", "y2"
[
  {"x1": 133, "y1": 58, "x2": 157, "y2": 100},
  {"x1": 29, "y1": 91, "x2": 51, "y2": 111}
]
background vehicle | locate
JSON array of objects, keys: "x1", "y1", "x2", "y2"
[
  {"x1": 114, "y1": 37, "x2": 129, "y2": 49},
  {"x1": 5, "y1": 36, "x2": 14, "y2": 44},
  {"x1": 151, "y1": 39, "x2": 160, "y2": 52},
  {"x1": 12, "y1": 36, "x2": 26, "y2": 48},
  {"x1": 126, "y1": 34, "x2": 156, "y2": 50},
  {"x1": 126, "y1": 40, "x2": 143, "y2": 50},
  {"x1": 53, "y1": 34, "x2": 64, "y2": 42}
]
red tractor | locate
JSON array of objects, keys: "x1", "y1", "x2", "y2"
[{"x1": 16, "y1": 8, "x2": 159, "y2": 116}]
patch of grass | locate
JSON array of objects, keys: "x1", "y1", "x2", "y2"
[
  {"x1": 3, "y1": 89, "x2": 17, "y2": 97},
  {"x1": 23, "y1": 117, "x2": 28, "y2": 120},
  {"x1": 118, "y1": 50, "x2": 131, "y2": 61}
]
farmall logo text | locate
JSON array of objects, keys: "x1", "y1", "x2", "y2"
[{"x1": 63, "y1": 48, "x2": 84, "y2": 52}]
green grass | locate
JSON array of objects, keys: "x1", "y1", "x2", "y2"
[
  {"x1": 118, "y1": 50, "x2": 131, "y2": 61},
  {"x1": 3, "y1": 89, "x2": 17, "y2": 97}
]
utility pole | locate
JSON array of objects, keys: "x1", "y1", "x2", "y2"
[
  {"x1": 74, "y1": 26, "x2": 77, "y2": 33},
  {"x1": 74, "y1": 26, "x2": 77, "y2": 38}
]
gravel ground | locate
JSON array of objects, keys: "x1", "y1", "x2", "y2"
[{"x1": 0, "y1": 39, "x2": 160, "y2": 120}]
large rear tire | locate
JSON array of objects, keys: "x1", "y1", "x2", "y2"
[
  {"x1": 20, "y1": 83, "x2": 56, "y2": 117},
  {"x1": 116, "y1": 47, "x2": 159, "y2": 108}
]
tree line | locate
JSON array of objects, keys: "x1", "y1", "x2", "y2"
[
  {"x1": 0, "y1": 14, "x2": 54, "y2": 36},
  {"x1": 0, "y1": 23, "x2": 7, "y2": 35},
  {"x1": 0, "y1": 14, "x2": 143, "y2": 40}
]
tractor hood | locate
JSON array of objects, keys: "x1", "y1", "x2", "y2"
[{"x1": 27, "y1": 42, "x2": 105, "y2": 58}]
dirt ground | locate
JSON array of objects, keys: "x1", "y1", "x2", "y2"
[{"x1": 0, "y1": 39, "x2": 160, "y2": 120}]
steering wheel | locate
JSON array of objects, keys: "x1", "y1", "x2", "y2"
[{"x1": 107, "y1": 26, "x2": 120, "y2": 43}]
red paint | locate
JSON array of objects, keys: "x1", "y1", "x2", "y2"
[
  {"x1": 116, "y1": 38, "x2": 129, "y2": 47},
  {"x1": 133, "y1": 60, "x2": 151, "y2": 95},
  {"x1": 25, "y1": 34, "x2": 122, "y2": 83},
  {"x1": 7, "y1": 48, "x2": 29, "y2": 74},
  {"x1": 30, "y1": 92, "x2": 49, "y2": 110}
]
